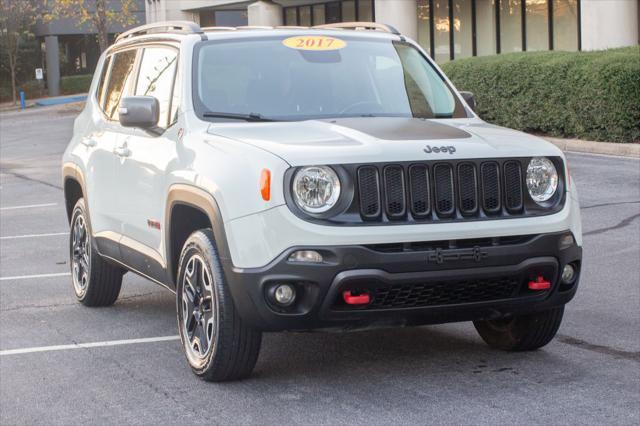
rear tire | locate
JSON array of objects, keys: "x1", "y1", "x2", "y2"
[
  {"x1": 473, "y1": 306, "x2": 564, "y2": 351},
  {"x1": 176, "y1": 229, "x2": 262, "y2": 382},
  {"x1": 69, "y1": 198, "x2": 123, "y2": 307}
]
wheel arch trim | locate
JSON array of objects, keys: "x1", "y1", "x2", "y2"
[{"x1": 165, "y1": 184, "x2": 231, "y2": 287}]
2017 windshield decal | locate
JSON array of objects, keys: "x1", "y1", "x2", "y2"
[{"x1": 282, "y1": 36, "x2": 346, "y2": 51}]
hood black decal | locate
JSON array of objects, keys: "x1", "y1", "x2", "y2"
[{"x1": 327, "y1": 117, "x2": 471, "y2": 141}]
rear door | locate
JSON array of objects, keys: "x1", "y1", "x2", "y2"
[{"x1": 112, "y1": 45, "x2": 180, "y2": 280}]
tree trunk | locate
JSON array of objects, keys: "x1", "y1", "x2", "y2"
[
  {"x1": 8, "y1": 51, "x2": 17, "y2": 105},
  {"x1": 95, "y1": 0, "x2": 109, "y2": 53}
]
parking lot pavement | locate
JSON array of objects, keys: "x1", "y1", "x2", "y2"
[{"x1": 1, "y1": 107, "x2": 638, "y2": 425}]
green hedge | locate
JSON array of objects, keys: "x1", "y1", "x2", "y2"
[
  {"x1": 441, "y1": 47, "x2": 640, "y2": 143},
  {"x1": 60, "y1": 74, "x2": 93, "y2": 95},
  {"x1": 0, "y1": 74, "x2": 92, "y2": 102}
]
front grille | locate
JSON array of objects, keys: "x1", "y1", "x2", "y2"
[
  {"x1": 355, "y1": 159, "x2": 536, "y2": 222},
  {"x1": 368, "y1": 276, "x2": 521, "y2": 310}
]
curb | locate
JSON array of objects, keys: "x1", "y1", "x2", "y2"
[{"x1": 543, "y1": 137, "x2": 640, "y2": 159}]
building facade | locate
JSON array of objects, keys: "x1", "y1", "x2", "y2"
[
  {"x1": 145, "y1": 0, "x2": 639, "y2": 61},
  {"x1": 34, "y1": 0, "x2": 145, "y2": 96}
]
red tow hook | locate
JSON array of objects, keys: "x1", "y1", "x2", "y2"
[
  {"x1": 528, "y1": 276, "x2": 551, "y2": 291},
  {"x1": 343, "y1": 290, "x2": 371, "y2": 305}
]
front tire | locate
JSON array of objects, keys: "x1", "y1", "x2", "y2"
[
  {"x1": 473, "y1": 306, "x2": 565, "y2": 351},
  {"x1": 69, "y1": 198, "x2": 123, "y2": 306},
  {"x1": 176, "y1": 229, "x2": 262, "y2": 382}
]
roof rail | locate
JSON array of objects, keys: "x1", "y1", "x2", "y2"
[
  {"x1": 200, "y1": 26, "x2": 237, "y2": 31},
  {"x1": 312, "y1": 21, "x2": 400, "y2": 35},
  {"x1": 116, "y1": 21, "x2": 203, "y2": 42}
]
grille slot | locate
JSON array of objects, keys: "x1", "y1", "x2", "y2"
[
  {"x1": 457, "y1": 163, "x2": 478, "y2": 215},
  {"x1": 357, "y1": 166, "x2": 381, "y2": 220},
  {"x1": 367, "y1": 276, "x2": 521, "y2": 309},
  {"x1": 383, "y1": 165, "x2": 406, "y2": 219},
  {"x1": 433, "y1": 164, "x2": 455, "y2": 217},
  {"x1": 408, "y1": 164, "x2": 430, "y2": 218},
  {"x1": 504, "y1": 161, "x2": 524, "y2": 212},
  {"x1": 481, "y1": 162, "x2": 501, "y2": 214}
]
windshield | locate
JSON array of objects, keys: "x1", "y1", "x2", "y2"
[{"x1": 193, "y1": 34, "x2": 467, "y2": 121}]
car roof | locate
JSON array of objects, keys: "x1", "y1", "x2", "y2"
[{"x1": 111, "y1": 20, "x2": 403, "y2": 49}]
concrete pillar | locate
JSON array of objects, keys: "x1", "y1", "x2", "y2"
[
  {"x1": 247, "y1": 0, "x2": 283, "y2": 27},
  {"x1": 374, "y1": 0, "x2": 417, "y2": 40},
  {"x1": 45, "y1": 35, "x2": 60, "y2": 97},
  {"x1": 581, "y1": 0, "x2": 639, "y2": 50}
]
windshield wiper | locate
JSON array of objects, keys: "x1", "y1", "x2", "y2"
[{"x1": 202, "y1": 112, "x2": 277, "y2": 122}]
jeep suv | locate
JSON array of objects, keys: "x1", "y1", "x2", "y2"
[{"x1": 62, "y1": 21, "x2": 582, "y2": 381}]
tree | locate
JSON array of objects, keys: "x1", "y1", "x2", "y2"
[
  {"x1": 0, "y1": 0, "x2": 39, "y2": 105},
  {"x1": 45, "y1": 0, "x2": 139, "y2": 53}
]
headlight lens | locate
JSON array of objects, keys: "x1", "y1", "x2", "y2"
[
  {"x1": 526, "y1": 157, "x2": 558, "y2": 203},
  {"x1": 292, "y1": 166, "x2": 341, "y2": 213}
]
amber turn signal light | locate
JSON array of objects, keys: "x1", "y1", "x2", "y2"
[{"x1": 260, "y1": 169, "x2": 271, "y2": 201}]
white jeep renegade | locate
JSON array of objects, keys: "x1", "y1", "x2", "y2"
[{"x1": 63, "y1": 21, "x2": 583, "y2": 381}]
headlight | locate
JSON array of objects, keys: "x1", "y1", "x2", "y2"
[
  {"x1": 292, "y1": 166, "x2": 341, "y2": 213},
  {"x1": 526, "y1": 157, "x2": 558, "y2": 203}
]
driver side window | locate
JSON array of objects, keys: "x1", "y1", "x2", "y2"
[{"x1": 135, "y1": 46, "x2": 179, "y2": 128}]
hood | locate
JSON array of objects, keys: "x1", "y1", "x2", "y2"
[{"x1": 206, "y1": 117, "x2": 561, "y2": 166}]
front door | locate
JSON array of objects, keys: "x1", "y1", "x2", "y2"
[{"x1": 112, "y1": 45, "x2": 180, "y2": 281}]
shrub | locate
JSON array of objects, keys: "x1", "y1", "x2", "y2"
[
  {"x1": 60, "y1": 74, "x2": 93, "y2": 95},
  {"x1": 440, "y1": 47, "x2": 640, "y2": 143}
]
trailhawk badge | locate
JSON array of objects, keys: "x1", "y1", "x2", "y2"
[{"x1": 424, "y1": 145, "x2": 456, "y2": 154}]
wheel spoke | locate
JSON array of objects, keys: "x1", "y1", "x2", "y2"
[{"x1": 196, "y1": 323, "x2": 207, "y2": 355}]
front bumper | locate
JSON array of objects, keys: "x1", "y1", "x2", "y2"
[{"x1": 221, "y1": 232, "x2": 582, "y2": 331}]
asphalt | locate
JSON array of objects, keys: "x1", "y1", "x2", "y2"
[{"x1": 1, "y1": 106, "x2": 639, "y2": 425}]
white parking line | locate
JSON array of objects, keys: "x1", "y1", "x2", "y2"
[
  {"x1": 0, "y1": 272, "x2": 70, "y2": 281},
  {"x1": 0, "y1": 202, "x2": 58, "y2": 211},
  {"x1": 0, "y1": 232, "x2": 67, "y2": 240},
  {"x1": 0, "y1": 336, "x2": 180, "y2": 356}
]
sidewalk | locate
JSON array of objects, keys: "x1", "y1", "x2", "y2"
[
  {"x1": 0, "y1": 93, "x2": 87, "y2": 113},
  {"x1": 543, "y1": 136, "x2": 640, "y2": 159}
]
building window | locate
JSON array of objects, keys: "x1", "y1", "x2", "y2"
[
  {"x1": 453, "y1": 0, "x2": 473, "y2": 58},
  {"x1": 358, "y1": 0, "x2": 374, "y2": 21},
  {"x1": 199, "y1": 10, "x2": 247, "y2": 27},
  {"x1": 434, "y1": 0, "x2": 450, "y2": 62},
  {"x1": 326, "y1": 2, "x2": 342, "y2": 23},
  {"x1": 526, "y1": 0, "x2": 549, "y2": 51},
  {"x1": 283, "y1": 1, "x2": 375, "y2": 27},
  {"x1": 285, "y1": 7, "x2": 297, "y2": 25},
  {"x1": 417, "y1": 0, "x2": 431, "y2": 55},
  {"x1": 416, "y1": 0, "x2": 580, "y2": 62},
  {"x1": 342, "y1": 0, "x2": 356, "y2": 21},
  {"x1": 553, "y1": 0, "x2": 579, "y2": 51},
  {"x1": 313, "y1": 4, "x2": 326, "y2": 24},
  {"x1": 476, "y1": 0, "x2": 497, "y2": 56},
  {"x1": 299, "y1": 6, "x2": 312, "y2": 26},
  {"x1": 500, "y1": 0, "x2": 523, "y2": 53}
]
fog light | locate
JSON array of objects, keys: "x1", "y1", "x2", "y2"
[
  {"x1": 274, "y1": 284, "x2": 296, "y2": 306},
  {"x1": 288, "y1": 250, "x2": 323, "y2": 263},
  {"x1": 562, "y1": 264, "x2": 576, "y2": 284}
]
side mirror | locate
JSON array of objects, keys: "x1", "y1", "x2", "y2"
[
  {"x1": 118, "y1": 96, "x2": 159, "y2": 129},
  {"x1": 459, "y1": 91, "x2": 476, "y2": 112}
]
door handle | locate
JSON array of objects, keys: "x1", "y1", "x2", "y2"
[
  {"x1": 114, "y1": 142, "x2": 130, "y2": 158},
  {"x1": 80, "y1": 138, "x2": 97, "y2": 148}
]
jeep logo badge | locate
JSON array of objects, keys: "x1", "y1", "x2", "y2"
[{"x1": 424, "y1": 145, "x2": 456, "y2": 154}]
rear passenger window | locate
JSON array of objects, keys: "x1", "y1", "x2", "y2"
[
  {"x1": 96, "y1": 56, "x2": 111, "y2": 109},
  {"x1": 104, "y1": 49, "x2": 137, "y2": 120},
  {"x1": 135, "y1": 47, "x2": 178, "y2": 128}
]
